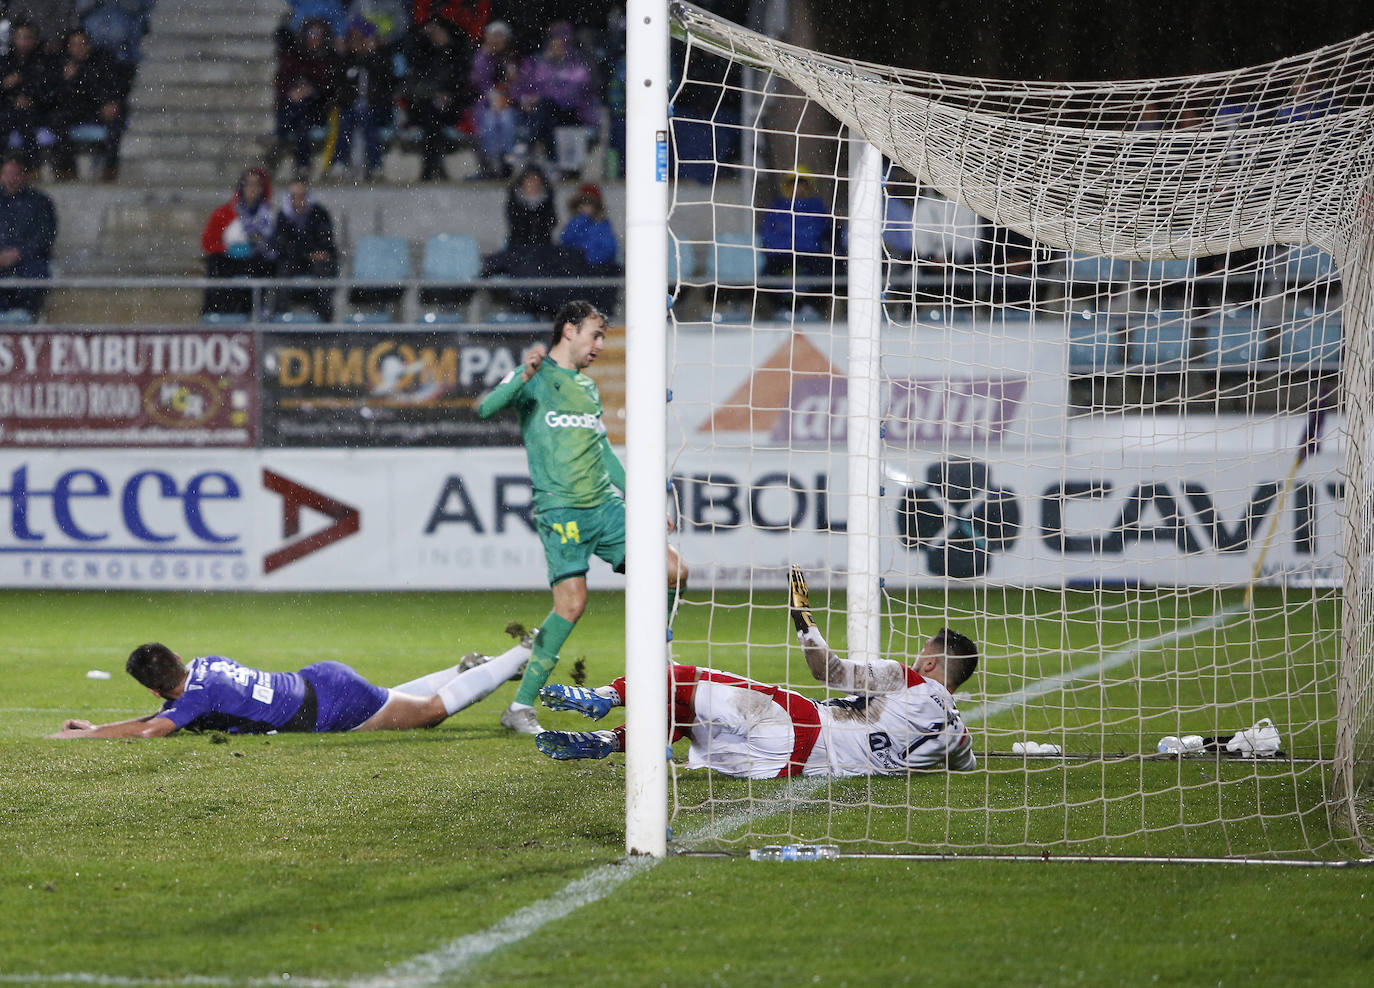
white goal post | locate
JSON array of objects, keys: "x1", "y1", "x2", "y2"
[{"x1": 625, "y1": 1, "x2": 1374, "y2": 859}]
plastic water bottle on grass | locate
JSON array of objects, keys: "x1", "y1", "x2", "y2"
[{"x1": 749, "y1": 844, "x2": 840, "y2": 861}]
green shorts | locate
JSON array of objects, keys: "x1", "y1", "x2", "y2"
[{"x1": 536, "y1": 499, "x2": 627, "y2": 586}]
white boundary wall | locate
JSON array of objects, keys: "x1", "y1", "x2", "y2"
[{"x1": 0, "y1": 445, "x2": 1343, "y2": 591}]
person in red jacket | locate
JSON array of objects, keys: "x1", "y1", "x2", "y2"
[{"x1": 201, "y1": 167, "x2": 278, "y2": 316}]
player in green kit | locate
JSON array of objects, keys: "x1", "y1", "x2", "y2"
[{"x1": 478, "y1": 300, "x2": 689, "y2": 734}]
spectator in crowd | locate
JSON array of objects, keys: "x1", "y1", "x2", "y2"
[
  {"x1": 483, "y1": 163, "x2": 578, "y2": 315},
  {"x1": 5, "y1": 3, "x2": 79, "y2": 52},
  {"x1": 469, "y1": 20, "x2": 526, "y2": 177},
  {"x1": 0, "y1": 156, "x2": 56, "y2": 318},
  {"x1": 759, "y1": 169, "x2": 833, "y2": 277},
  {"x1": 559, "y1": 183, "x2": 616, "y2": 270},
  {"x1": 331, "y1": 16, "x2": 399, "y2": 180},
  {"x1": 521, "y1": 21, "x2": 598, "y2": 167},
  {"x1": 200, "y1": 166, "x2": 278, "y2": 316},
  {"x1": 281, "y1": 0, "x2": 347, "y2": 35},
  {"x1": 76, "y1": 1, "x2": 156, "y2": 85},
  {"x1": 413, "y1": 1, "x2": 489, "y2": 44},
  {"x1": 274, "y1": 18, "x2": 341, "y2": 173},
  {"x1": 559, "y1": 182, "x2": 618, "y2": 313},
  {"x1": 402, "y1": 16, "x2": 472, "y2": 181},
  {"x1": 272, "y1": 172, "x2": 338, "y2": 321},
  {"x1": 502, "y1": 162, "x2": 555, "y2": 250},
  {"x1": 472, "y1": 81, "x2": 520, "y2": 179},
  {"x1": 0, "y1": 21, "x2": 56, "y2": 167},
  {"x1": 48, "y1": 29, "x2": 128, "y2": 181}
]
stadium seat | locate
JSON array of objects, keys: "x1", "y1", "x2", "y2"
[
  {"x1": 419, "y1": 234, "x2": 482, "y2": 317},
  {"x1": 708, "y1": 232, "x2": 762, "y2": 285},
  {"x1": 669, "y1": 237, "x2": 698, "y2": 283},
  {"x1": 345, "y1": 310, "x2": 396, "y2": 325},
  {"x1": 0, "y1": 308, "x2": 34, "y2": 325},
  {"x1": 349, "y1": 235, "x2": 411, "y2": 319},
  {"x1": 1274, "y1": 244, "x2": 1336, "y2": 287},
  {"x1": 200, "y1": 312, "x2": 251, "y2": 325},
  {"x1": 1067, "y1": 313, "x2": 1123, "y2": 372},
  {"x1": 1127, "y1": 309, "x2": 1191, "y2": 366},
  {"x1": 1279, "y1": 309, "x2": 1343, "y2": 368},
  {"x1": 1196, "y1": 307, "x2": 1268, "y2": 365},
  {"x1": 420, "y1": 310, "x2": 468, "y2": 324}
]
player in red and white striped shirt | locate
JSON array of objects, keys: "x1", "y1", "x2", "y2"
[{"x1": 536, "y1": 567, "x2": 978, "y2": 776}]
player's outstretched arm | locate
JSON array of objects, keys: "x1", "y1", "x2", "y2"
[
  {"x1": 49, "y1": 713, "x2": 177, "y2": 739},
  {"x1": 790, "y1": 565, "x2": 905, "y2": 694}
]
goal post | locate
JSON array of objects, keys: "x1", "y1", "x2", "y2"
[
  {"x1": 623, "y1": 0, "x2": 670, "y2": 858},
  {"x1": 630, "y1": 1, "x2": 1374, "y2": 859}
]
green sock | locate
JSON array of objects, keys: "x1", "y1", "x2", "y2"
[
  {"x1": 514, "y1": 611, "x2": 576, "y2": 706},
  {"x1": 667, "y1": 586, "x2": 680, "y2": 625}
]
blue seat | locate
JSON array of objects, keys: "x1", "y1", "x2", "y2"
[
  {"x1": 352, "y1": 236, "x2": 412, "y2": 282},
  {"x1": 345, "y1": 310, "x2": 395, "y2": 325},
  {"x1": 1197, "y1": 308, "x2": 1267, "y2": 365},
  {"x1": 68, "y1": 124, "x2": 109, "y2": 144},
  {"x1": 488, "y1": 310, "x2": 539, "y2": 324},
  {"x1": 1127, "y1": 309, "x2": 1191, "y2": 365},
  {"x1": 708, "y1": 232, "x2": 761, "y2": 285},
  {"x1": 1067, "y1": 314, "x2": 1123, "y2": 372},
  {"x1": 350, "y1": 235, "x2": 411, "y2": 317},
  {"x1": 269, "y1": 310, "x2": 321, "y2": 324},
  {"x1": 421, "y1": 310, "x2": 469, "y2": 324},
  {"x1": 1280, "y1": 310, "x2": 1342, "y2": 368},
  {"x1": 200, "y1": 311, "x2": 250, "y2": 325},
  {"x1": 669, "y1": 238, "x2": 698, "y2": 283},
  {"x1": 1133, "y1": 257, "x2": 1194, "y2": 283},
  {"x1": 0, "y1": 308, "x2": 34, "y2": 325},
  {"x1": 421, "y1": 234, "x2": 482, "y2": 282},
  {"x1": 419, "y1": 233, "x2": 481, "y2": 317},
  {"x1": 1276, "y1": 245, "x2": 1336, "y2": 286},
  {"x1": 1068, "y1": 252, "x2": 1131, "y2": 287}
]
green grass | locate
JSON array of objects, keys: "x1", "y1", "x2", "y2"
[{"x1": 1, "y1": 588, "x2": 1370, "y2": 986}]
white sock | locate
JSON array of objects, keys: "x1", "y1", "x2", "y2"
[
  {"x1": 391, "y1": 664, "x2": 461, "y2": 697},
  {"x1": 507, "y1": 701, "x2": 533, "y2": 712},
  {"x1": 437, "y1": 643, "x2": 532, "y2": 715}
]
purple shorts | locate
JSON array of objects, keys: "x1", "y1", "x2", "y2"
[{"x1": 298, "y1": 661, "x2": 389, "y2": 732}]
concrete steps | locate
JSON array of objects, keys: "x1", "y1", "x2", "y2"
[{"x1": 118, "y1": 0, "x2": 281, "y2": 187}]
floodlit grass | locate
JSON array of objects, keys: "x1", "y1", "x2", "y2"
[{"x1": 1, "y1": 588, "x2": 1370, "y2": 986}]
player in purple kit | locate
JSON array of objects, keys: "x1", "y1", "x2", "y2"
[{"x1": 49, "y1": 637, "x2": 532, "y2": 739}]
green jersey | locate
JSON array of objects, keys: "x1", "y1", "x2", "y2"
[{"x1": 478, "y1": 358, "x2": 625, "y2": 513}]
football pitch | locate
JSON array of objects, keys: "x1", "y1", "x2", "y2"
[{"x1": 1, "y1": 588, "x2": 1370, "y2": 986}]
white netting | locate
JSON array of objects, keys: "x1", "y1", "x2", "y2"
[{"x1": 661, "y1": 1, "x2": 1374, "y2": 859}]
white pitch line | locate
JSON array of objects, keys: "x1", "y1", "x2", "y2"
[{"x1": 7, "y1": 603, "x2": 1241, "y2": 988}]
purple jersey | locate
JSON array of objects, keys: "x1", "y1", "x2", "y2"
[{"x1": 159, "y1": 656, "x2": 310, "y2": 734}]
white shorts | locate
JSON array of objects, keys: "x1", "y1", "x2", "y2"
[{"x1": 684, "y1": 678, "x2": 796, "y2": 779}]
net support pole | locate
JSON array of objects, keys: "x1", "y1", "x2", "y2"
[
  {"x1": 623, "y1": 0, "x2": 670, "y2": 858},
  {"x1": 847, "y1": 136, "x2": 884, "y2": 662}
]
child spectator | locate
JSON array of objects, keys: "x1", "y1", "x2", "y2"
[
  {"x1": 274, "y1": 19, "x2": 341, "y2": 173},
  {"x1": 48, "y1": 29, "x2": 128, "y2": 181},
  {"x1": 201, "y1": 167, "x2": 278, "y2": 315},
  {"x1": 559, "y1": 183, "x2": 617, "y2": 270},
  {"x1": 559, "y1": 182, "x2": 619, "y2": 314},
  {"x1": 402, "y1": 16, "x2": 472, "y2": 181},
  {"x1": 332, "y1": 17, "x2": 399, "y2": 180},
  {"x1": 0, "y1": 156, "x2": 56, "y2": 318},
  {"x1": 0, "y1": 21, "x2": 56, "y2": 168},
  {"x1": 273, "y1": 173, "x2": 338, "y2": 321}
]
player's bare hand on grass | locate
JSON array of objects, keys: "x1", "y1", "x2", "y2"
[{"x1": 789, "y1": 565, "x2": 816, "y2": 632}]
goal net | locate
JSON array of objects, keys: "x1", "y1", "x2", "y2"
[{"x1": 657, "y1": 1, "x2": 1374, "y2": 859}]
